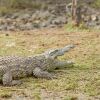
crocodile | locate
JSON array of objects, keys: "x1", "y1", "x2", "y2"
[{"x1": 0, "y1": 44, "x2": 75, "y2": 86}]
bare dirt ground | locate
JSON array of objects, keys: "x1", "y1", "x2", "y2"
[{"x1": 0, "y1": 27, "x2": 100, "y2": 100}]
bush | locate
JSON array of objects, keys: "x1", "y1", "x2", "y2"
[
  {"x1": 0, "y1": 0, "x2": 44, "y2": 14},
  {"x1": 0, "y1": 7, "x2": 12, "y2": 15},
  {"x1": 9, "y1": 0, "x2": 35, "y2": 9},
  {"x1": 0, "y1": 0, "x2": 42, "y2": 9},
  {"x1": 91, "y1": 0, "x2": 100, "y2": 8}
]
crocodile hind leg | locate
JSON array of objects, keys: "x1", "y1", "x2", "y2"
[
  {"x1": 33, "y1": 67, "x2": 55, "y2": 79},
  {"x1": 2, "y1": 71, "x2": 22, "y2": 86}
]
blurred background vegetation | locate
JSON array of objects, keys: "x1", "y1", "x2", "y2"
[
  {"x1": 0, "y1": 0, "x2": 43, "y2": 14},
  {"x1": 0, "y1": 0, "x2": 100, "y2": 15},
  {"x1": 0, "y1": 0, "x2": 100, "y2": 10},
  {"x1": 91, "y1": 0, "x2": 100, "y2": 8}
]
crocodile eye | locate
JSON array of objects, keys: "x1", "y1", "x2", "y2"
[{"x1": 49, "y1": 50, "x2": 59, "y2": 56}]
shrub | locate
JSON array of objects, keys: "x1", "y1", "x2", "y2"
[
  {"x1": 91, "y1": 0, "x2": 100, "y2": 8},
  {"x1": 0, "y1": 7, "x2": 12, "y2": 15},
  {"x1": 0, "y1": 0, "x2": 42, "y2": 9}
]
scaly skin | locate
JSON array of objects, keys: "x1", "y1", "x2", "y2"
[{"x1": 0, "y1": 44, "x2": 75, "y2": 86}]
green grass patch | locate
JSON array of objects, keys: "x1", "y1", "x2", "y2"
[
  {"x1": 64, "y1": 22, "x2": 100, "y2": 33},
  {"x1": 0, "y1": 28, "x2": 100, "y2": 99}
]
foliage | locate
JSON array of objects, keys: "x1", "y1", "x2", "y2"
[
  {"x1": 0, "y1": 0, "x2": 42, "y2": 9},
  {"x1": 91, "y1": 0, "x2": 100, "y2": 8},
  {"x1": 0, "y1": 0, "x2": 47, "y2": 14},
  {"x1": 0, "y1": 7, "x2": 11, "y2": 15}
]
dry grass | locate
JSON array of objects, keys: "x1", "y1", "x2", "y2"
[{"x1": 0, "y1": 27, "x2": 100, "y2": 100}]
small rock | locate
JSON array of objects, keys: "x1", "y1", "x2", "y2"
[
  {"x1": 7, "y1": 26, "x2": 15, "y2": 31},
  {"x1": 41, "y1": 22, "x2": 48, "y2": 27},
  {"x1": 91, "y1": 15, "x2": 98, "y2": 21},
  {"x1": 11, "y1": 13, "x2": 19, "y2": 19},
  {"x1": 33, "y1": 23, "x2": 40, "y2": 28},
  {"x1": 38, "y1": 10, "x2": 50, "y2": 19},
  {"x1": 0, "y1": 24, "x2": 7, "y2": 30},
  {"x1": 18, "y1": 14, "x2": 31, "y2": 20},
  {"x1": 18, "y1": 24, "x2": 26, "y2": 30},
  {"x1": 51, "y1": 17, "x2": 67, "y2": 25},
  {"x1": 24, "y1": 23, "x2": 34, "y2": 30},
  {"x1": 40, "y1": 19, "x2": 51, "y2": 27}
]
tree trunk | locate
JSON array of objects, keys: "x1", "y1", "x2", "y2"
[{"x1": 71, "y1": 0, "x2": 81, "y2": 26}]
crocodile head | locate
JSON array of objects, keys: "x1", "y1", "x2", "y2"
[
  {"x1": 44, "y1": 44, "x2": 75, "y2": 59},
  {"x1": 41, "y1": 44, "x2": 75, "y2": 71}
]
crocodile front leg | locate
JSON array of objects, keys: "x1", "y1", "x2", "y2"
[
  {"x1": 2, "y1": 71, "x2": 22, "y2": 86},
  {"x1": 33, "y1": 67, "x2": 55, "y2": 79}
]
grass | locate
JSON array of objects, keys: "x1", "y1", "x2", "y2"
[
  {"x1": 64, "y1": 22, "x2": 100, "y2": 33},
  {"x1": 0, "y1": 27, "x2": 100, "y2": 100}
]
